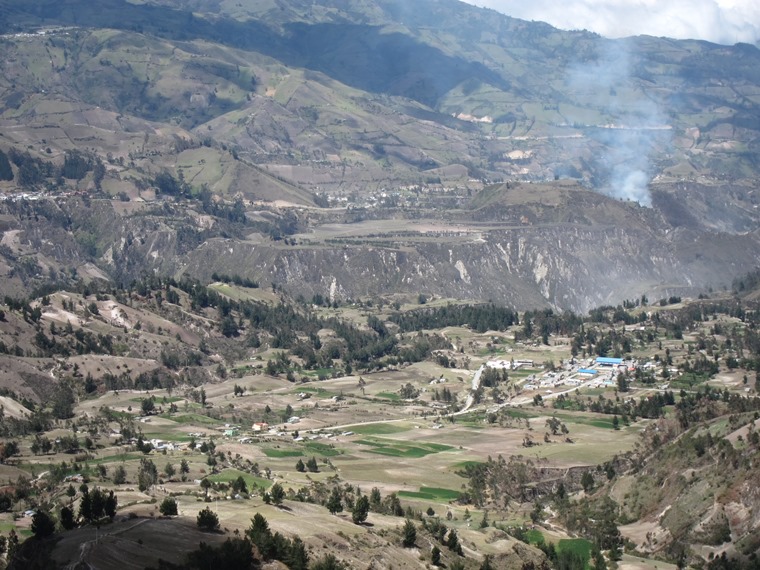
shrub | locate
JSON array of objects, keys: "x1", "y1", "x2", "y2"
[
  {"x1": 197, "y1": 506, "x2": 220, "y2": 531},
  {"x1": 160, "y1": 497, "x2": 178, "y2": 516}
]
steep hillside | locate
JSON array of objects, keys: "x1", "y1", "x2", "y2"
[
  {"x1": 2, "y1": 0, "x2": 760, "y2": 191},
  {"x1": 1, "y1": 183, "x2": 759, "y2": 311},
  {"x1": 0, "y1": 0, "x2": 759, "y2": 309}
]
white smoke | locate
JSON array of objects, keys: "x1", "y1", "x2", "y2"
[
  {"x1": 564, "y1": 41, "x2": 668, "y2": 206},
  {"x1": 464, "y1": 0, "x2": 760, "y2": 45},
  {"x1": 611, "y1": 169, "x2": 651, "y2": 206}
]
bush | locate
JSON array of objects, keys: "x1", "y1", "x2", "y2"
[
  {"x1": 160, "y1": 497, "x2": 178, "y2": 516},
  {"x1": 311, "y1": 553, "x2": 347, "y2": 570},
  {"x1": 31, "y1": 510, "x2": 56, "y2": 539},
  {"x1": 196, "y1": 506, "x2": 220, "y2": 531}
]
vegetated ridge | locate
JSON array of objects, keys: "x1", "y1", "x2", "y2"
[{"x1": 0, "y1": 0, "x2": 758, "y2": 309}]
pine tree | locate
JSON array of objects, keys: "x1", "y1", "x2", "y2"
[
  {"x1": 138, "y1": 457, "x2": 158, "y2": 492},
  {"x1": 402, "y1": 518, "x2": 417, "y2": 548},
  {"x1": 60, "y1": 506, "x2": 76, "y2": 530},
  {"x1": 431, "y1": 545, "x2": 441, "y2": 566},
  {"x1": 270, "y1": 482, "x2": 285, "y2": 505},
  {"x1": 104, "y1": 490, "x2": 118, "y2": 519},
  {"x1": 446, "y1": 529, "x2": 463, "y2": 555},
  {"x1": 79, "y1": 490, "x2": 93, "y2": 522},
  {"x1": 352, "y1": 495, "x2": 370, "y2": 524},
  {"x1": 286, "y1": 535, "x2": 309, "y2": 570},
  {"x1": 369, "y1": 487, "x2": 382, "y2": 511},
  {"x1": 326, "y1": 487, "x2": 343, "y2": 514},
  {"x1": 31, "y1": 510, "x2": 56, "y2": 538}
]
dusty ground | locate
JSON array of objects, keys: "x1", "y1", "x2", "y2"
[{"x1": 0, "y1": 395, "x2": 31, "y2": 419}]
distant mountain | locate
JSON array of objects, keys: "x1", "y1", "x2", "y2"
[
  {"x1": 0, "y1": 0, "x2": 758, "y2": 308},
  {"x1": 2, "y1": 0, "x2": 760, "y2": 191}
]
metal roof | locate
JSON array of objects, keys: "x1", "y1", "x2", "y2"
[{"x1": 595, "y1": 357, "x2": 624, "y2": 364}]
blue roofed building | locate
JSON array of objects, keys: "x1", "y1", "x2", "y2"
[{"x1": 595, "y1": 357, "x2": 624, "y2": 366}]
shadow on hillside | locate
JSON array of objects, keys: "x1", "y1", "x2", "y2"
[{"x1": 0, "y1": 0, "x2": 508, "y2": 108}]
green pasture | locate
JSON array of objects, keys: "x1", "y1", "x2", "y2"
[
  {"x1": 0, "y1": 521, "x2": 31, "y2": 538},
  {"x1": 206, "y1": 468, "x2": 272, "y2": 490},
  {"x1": 349, "y1": 423, "x2": 409, "y2": 436},
  {"x1": 558, "y1": 538, "x2": 593, "y2": 563},
  {"x1": 160, "y1": 413, "x2": 224, "y2": 426},
  {"x1": 397, "y1": 486, "x2": 461, "y2": 501},
  {"x1": 355, "y1": 438, "x2": 453, "y2": 458},
  {"x1": 302, "y1": 442, "x2": 342, "y2": 457},
  {"x1": 454, "y1": 460, "x2": 485, "y2": 471},
  {"x1": 262, "y1": 448, "x2": 304, "y2": 458},
  {"x1": 375, "y1": 392, "x2": 401, "y2": 401},
  {"x1": 526, "y1": 529, "x2": 545, "y2": 544},
  {"x1": 139, "y1": 431, "x2": 195, "y2": 443}
]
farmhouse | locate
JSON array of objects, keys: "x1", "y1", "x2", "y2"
[{"x1": 252, "y1": 422, "x2": 269, "y2": 432}]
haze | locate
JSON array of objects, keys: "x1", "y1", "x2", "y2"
[{"x1": 464, "y1": 0, "x2": 760, "y2": 44}]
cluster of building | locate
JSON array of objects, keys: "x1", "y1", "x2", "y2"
[
  {"x1": 485, "y1": 359, "x2": 534, "y2": 370},
  {"x1": 522, "y1": 357, "x2": 638, "y2": 391}
]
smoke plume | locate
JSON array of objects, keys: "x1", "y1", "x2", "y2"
[{"x1": 563, "y1": 40, "x2": 670, "y2": 206}]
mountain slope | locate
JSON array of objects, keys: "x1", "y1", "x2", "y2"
[{"x1": 0, "y1": 0, "x2": 759, "y2": 308}]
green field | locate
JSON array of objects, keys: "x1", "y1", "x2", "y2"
[
  {"x1": 161, "y1": 413, "x2": 224, "y2": 426},
  {"x1": 375, "y1": 392, "x2": 401, "y2": 401},
  {"x1": 526, "y1": 529, "x2": 545, "y2": 544},
  {"x1": 355, "y1": 438, "x2": 454, "y2": 458},
  {"x1": 262, "y1": 448, "x2": 304, "y2": 458},
  {"x1": 558, "y1": 538, "x2": 593, "y2": 565},
  {"x1": 302, "y1": 442, "x2": 342, "y2": 457},
  {"x1": 523, "y1": 531, "x2": 592, "y2": 568},
  {"x1": 553, "y1": 412, "x2": 617, "y2": 430},
  {"x1": 140, "y1": 431, "x2": 195, "y2": 442},
  {"x1": 301, "y1": 368, "x2": 339, "y2": 378},
  {"x1": 397, "y1": 486, "x2": 461, "y2": 501},
  {"x1": 0, "y1": 521, "x2": 31, "y2": 538},
  {"x1": 454, "y1": 460, "x2": 485, "y2": 471},
  {"x1": 206, "y1": 468, "x2": 272, "y2": 490},
  {"x1": 350, "y1": 423, "x2": 409, "y2": 435}
]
